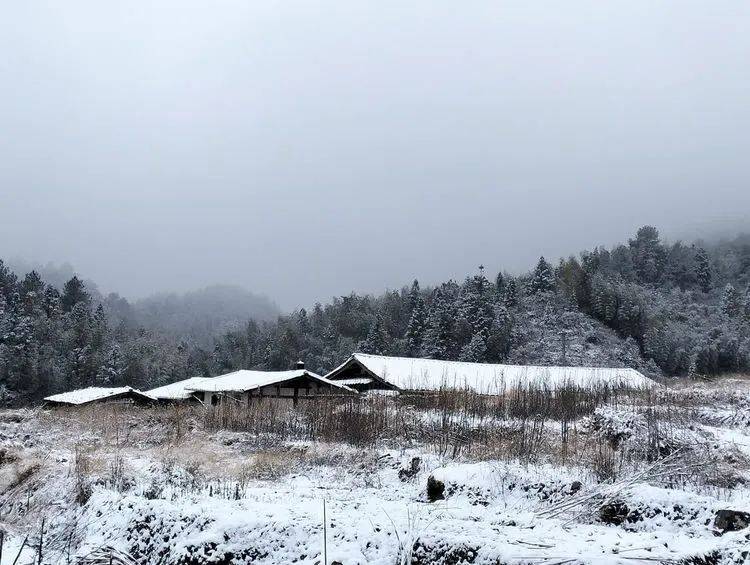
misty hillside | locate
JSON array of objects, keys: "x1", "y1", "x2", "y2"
[
  {"x1": 132, "y1": 285, "x2": 279, "y2": 346},
  {"x1": 1, "y1": 226, "x2": 750, "y2": 406},
  {"x1": 3, "y1": 261, "x2": 279, "y2": 346}
]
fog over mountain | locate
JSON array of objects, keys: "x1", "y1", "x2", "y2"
[{"x1": 2, "y1": 1, "x2": 749, "y2": 309}]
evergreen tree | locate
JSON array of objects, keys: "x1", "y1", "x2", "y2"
[
  {"x1": 694, "y1": 247, "x2": 712, "y2": 293},
  {"x1": 0, "y1": 260, "x2": 18, "y2": 301},
  {"x1": 422, "y1": 289, "x2": 453, "y2": 359},
  {"x1": 629, "y1": 226, "x2": 665, "y2": 284},
  {"x1": 495, "y1": 271, "x2": 506, "y2": 298},
  {"x1": 459, "y1": 332, "x2": 486, "y2": 362},
  {"x1": 42, "y1": 286, "x2": 62, "y2": 318},
  {"x1": 91, "y1": 304, "x2": 109, "y2": 352},
  {"x1": 65, "y1": 302, "x2": 95, "y2": 388},
  {"x1": 297, "y1": 308, "x2": 310, "y2": 335},
  {"x1": 529, "y1": 257, "x2": 555, "y2": 294},
  {"x1": 360, "y1": 314, "x2": 389, "y2": 355},
  {"x1": 460, "y1": 273, "x2": 493, "y2": 337},
  {"x1": 3, "y1": 315, "x2": 39, "y2": 395},
  {"x1": 408, "y1": 280, "x2": 421, "y2": 309},
  {"x1": 504, "y1": 279, "x2": 518, "y2": 307},
  {"x1": 20, "y1": 271, "x2": 45, "y2": 298},
  {"x1": 404, "y1": 296, "x2": 426, "y2": 356},
  {"x1": 61, "y1": 276, "x2": 89, "y2": 312},
  {"x1": 97, "y1": 343, "x2": 124, "y2": 385},
  {"x1": 721, "y1": 283, "x2": 742, "y2": 317},
  {"x1": 311, "y1": 303, "x2": 326, "y2": 338}
]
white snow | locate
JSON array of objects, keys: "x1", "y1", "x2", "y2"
[
  {"x1": 6, "y1": 376, "x2": 748, "y2": 565},
  {"x1": 329, "y1": 353, "x2": 655, "y2": 393},
  {"x1": 43, "y1": 386, "x2": 154, "y2": 406},
  {"x1": 44, "y1": 451, "x2": 750, "y2": 564},
  {"x1": 0, "y1": 535, "x2": 36, "y2": 564},
  {"x1": 146, "y1": 377, "x2": 213, "y2": 400},
  {"x1": 187, "y1": 369, "x2": 355, "y2": 393}
]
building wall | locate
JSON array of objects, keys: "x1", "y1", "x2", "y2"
[{"x1": 199, "y1": 377, "x2": 346, "y2": 405}]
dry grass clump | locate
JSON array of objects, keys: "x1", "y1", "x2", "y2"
[
  {"x1": 237, "y1": 452, "x2": 292, "y2": 481},
  {"x1": 0, "y1": 447, "x2": 19, "y2": 466},
  {"x1": 73, "y1": 442, "x2": 94, "y2": 504},
  {"x1": 5, "y1": 460, "x2": 42, "y2": 492}
]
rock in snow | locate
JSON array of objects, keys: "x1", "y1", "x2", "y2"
[
  {"x1": 426, "y1": 475, "x2": 445, "y2": 502},
  {"x1": 714, "y1": 509, "x2": 750, "y2": 533}
]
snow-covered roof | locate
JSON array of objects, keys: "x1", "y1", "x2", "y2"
[
  {"x1": 146, "y1": 377, "x2": 213, "y2": 400},
  {"x1": 327, "y1": 354, "x2": 655, "y2": 393},
  {"x1": 44, "y1": 386, "x2": 155, "y2": 406},
  {"x1": 187, "y1": 369, "x2": 355, "y2": 393}
]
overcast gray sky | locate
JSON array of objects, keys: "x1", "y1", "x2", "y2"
[{"x1": 1, "y1": 0, "x2": 749, "y2": 309}]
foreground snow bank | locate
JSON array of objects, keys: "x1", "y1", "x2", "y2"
[{"x1": 57, "y1": 454, "x2": 747, "y2": 565}]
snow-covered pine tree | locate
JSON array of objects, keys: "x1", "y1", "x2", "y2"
[
  {"x1": 91, "y1": 304, "x2": 108, "y2": 352},
  {"x1": 504, "y1": 278, "x2": 518, "y2": 307},
  {"x1": 20, "y1": 271, "x2": 45, "y2": 314},
  {"x1": 97, "y1": 343, "x2": 124, "y2": 385},
  {"x1": 422, "y1": 289, "x2": 453, "y2": 359},
  {"x1": 721, "y1": 283, "x2": 742, "y2": 317},
  {"x1": 456, "y1": 272, "x2": 494, "y2": 361},
  {"x1": 407, "y1": 280, "x2": 421, "y2": 309},
  {"x1": 495, "y1": 271, "x2": 506, "y2": 299},
  {"x1": 4, "y1": 314, "x2": 40, "y2": 395},
  {"x1": 694, "y1": 247, "x2": 712, "y2": 293},
  {"x1": 64, "y1": 301, "x2": 96, "y2": 388},
  {"x1": 460, "y1": 273, "x2": 493, "y2": 336},
  {"x1": 42, "y1": 285, "x2": 62, "y2": 318},
  {"x1": 484, "y1": 302, "x2": 513, "y2": 362},
  {"x1": 405, "y1": 295, "x2": 426, "y2": 356},
  {"x1": 0, "y1": 260, "x2": 18, "y2": 302},
  {"x1": 529, "y1": 256, "x2": 555, "y2": 294},
  {"x1": 629, "y1": 225, "x2": 667, "y2": 284},
  {"x1": 61, "y1": 276, "x2": 89, "y2": 312},
  {"x1": 459, "y1": 331, "x2": 487, "y2": 362},
  {"x1": 360, "y1": 314, "x2": 389, "y2": 355}
]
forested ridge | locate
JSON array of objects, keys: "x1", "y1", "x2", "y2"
[{"x1": 2, "y1": 226, "x2": 750, "y2": 405}]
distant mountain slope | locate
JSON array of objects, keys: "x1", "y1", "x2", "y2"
[{"x1": 133, "y1": 285, "x2": 279, "y2": 346}]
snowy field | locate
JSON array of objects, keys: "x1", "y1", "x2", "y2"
[{"x1": 0, "y1": 379, "x2": 749, "y2": 564}]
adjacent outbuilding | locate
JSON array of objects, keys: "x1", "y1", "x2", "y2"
[
  {"x1": 187, "y1": 365, "x2": 356, "y2": 405},
  {"x1": 44, "y1": 386, "x2": 155, "y2": 408},
  {"x1": 325, "y1": 353, "x2": 655, "y2": 394}
]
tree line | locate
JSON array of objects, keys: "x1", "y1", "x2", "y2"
[{"x1": 1, "y1": 226, "x2": 749, "y2": 405}]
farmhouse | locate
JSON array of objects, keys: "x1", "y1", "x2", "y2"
[
  {"x1": 324, "y1": 353, "x2": 654, "y2": 394},
  {"x1": 43, "y1": 386, "x2": 155, "y2": 408},
  {"x1": 186, "y1": 364, "x2": 355, "y2": 405}
]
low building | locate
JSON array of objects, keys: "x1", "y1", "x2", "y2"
[
  {"x1": 146, "y1": 377, "x2": 214, "y2": 403},
  {"x1": 324, "y1": 353, "x2": 654, "y2": 394},
  {"x1": 187, "y1": 364, "x2": 355, "y2": 405},
  {"x1": 44, "y1": 386, "x2": 155, "y2": 408}
]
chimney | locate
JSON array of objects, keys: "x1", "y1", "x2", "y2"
[{"x1": 295, "y1": 360, "x2": 305, "y2": 370}]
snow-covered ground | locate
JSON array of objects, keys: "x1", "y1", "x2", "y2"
[{"x1": 1, "y1": 378, "x2": 749, "y2": 564}]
